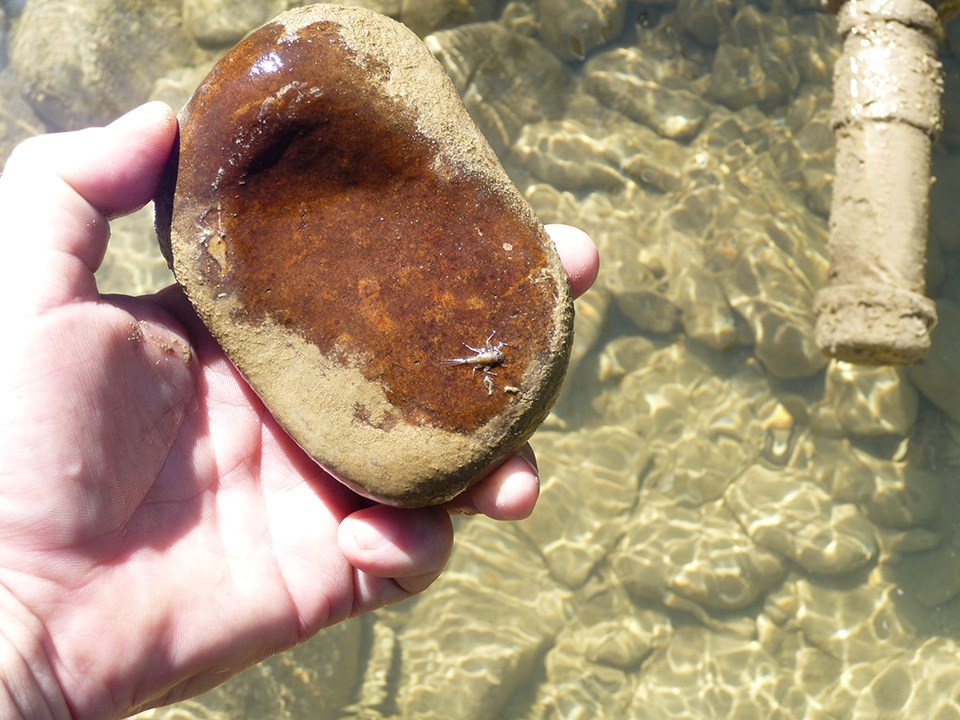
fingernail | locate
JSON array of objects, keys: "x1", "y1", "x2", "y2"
[
  {"x1": 346, "y1": 518, "x2": 387, "y2": 551},
  {"x1": 518, "y1": 445, "x2": 539, "y2": 477}
]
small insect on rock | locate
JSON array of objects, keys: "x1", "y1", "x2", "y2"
[{"x1": 443, "y1": 331, "x2": 507, "y2": 395}]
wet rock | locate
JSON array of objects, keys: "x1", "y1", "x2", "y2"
[
  {"x1": 518, "y1": 96, "x2": 688, "y2": 194},
  {"x1": 599, "y1": 208, "x2": 682, "y2": 335},
  {"x1": 613, "y1": 496, "x2": 787, "y2": 612},
  {"x1": 790, "y1": 433, "x2": 878, "y2": 505},
  {"x1": 789, "y1": 10, "x2": 840, "y2": 88},
  {"x1": 514, "y1": 119, "x2": 628, "y2": 190},
  {"x1": 530, "y1": 574, "x2": 671, "y2": 720},
  {"x1": 909, "y1": 299, "x2": 960, "y2": 424},
  {"x1": 583, "y1": 42, "x2": 712, "y2": 143},
  {"x1": 0, "y1": 7, "x2": 6, "y2": 69},
  {"x1": 182, "y1": 0, "x2": 282, "y2": 47},
  {"x1": 708, "y1": 6, "x2": 800, "y2": 111},
  {"x1": 891, "y1": 537, "x2": 960, "y2": 608},
  {"x1": 584, "y1": 63, "x2": 711, "y2": 141},
  {"x1": 323, "y1": 0, "x2": 402, "y2": 16},
  {"x1": 0, "y1": 68, "x2": 45, "y2": 166},
  {"x1": 538, "y1": 0, "x2": 627, "y2": 60},
  {"x1": 395, "y1": 521, "x2": 565, "y2": 719},
  {"x1": 849, "y1": 639, "x2": 960, "y2": 719},
  {"x1": 426, "y1": 21, "x2": 571, "y2": 156},
  {"x1": 154, "y1": 5, "x2": 574, "y2": 507},
  {"x1": 861, "y1": 463, "x2": 941, "y2": 530},
  {"x1": 607, "y1": 344, "x2": 771, "y2": 505},
  {"x1": 401, "y1": 0, "x2": 498, "y2": 37},
  {"x1": 676, "y1": 0, "x2": 735, "y2": 46},
  {"x1": 930, "y1": 152, "x2": 960, "y2": 253},
  {"x1": 611, "y1": 105, "x2": 829, "y2": 367},
  {"x1": 703, "y1": 162, "x2": 828, "y2": 377},
  {"x1": 794, "y1": 579, "x2": 916, "y2": 664},
  {"x1": 630, "y1": 626, "x2": 813, "y2": 718},
  {"x1": 149, "y1": 62, "x2": 218, "y2": 114},
  {"x1": 595, "y1": 336, "x2": 668, "y2": 386},
  {"x1": 9, "y1": 0, "x2": 198, "y2": 129},
  {"x1": 816, "y1": 361, "x2": 918, "y2": 437},
  {"x1": 519, "y1": 427, "x2": 648, "y2": 587},
  {"x1": 549, "y1": 282, "x2": 611, "y2": 420},
  {"x1": 594, "y1": 26, "x2": 709, "y2": 87},
  {"x1": 725, "y1": 465, "x2": 877, "y2": 575},
  {"x1": 785, "y1": 86, "x2": 835, "y2": 216}
]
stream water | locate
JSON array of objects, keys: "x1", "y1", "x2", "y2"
[{"x1": 5, "y1": 0, "x2": 960, "y2": 717}]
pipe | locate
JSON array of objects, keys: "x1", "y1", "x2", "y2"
[{"x1": 814, "y1": 0, "x2": 943, "y2": 365}]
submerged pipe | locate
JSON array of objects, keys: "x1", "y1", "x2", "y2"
[{"x1": 815, "y1": 0, "x2": 943, "y2": 365}]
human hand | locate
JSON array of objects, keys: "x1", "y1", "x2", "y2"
[{"x1": 0, "y1": 102, "x2": 598, "y2": 720}]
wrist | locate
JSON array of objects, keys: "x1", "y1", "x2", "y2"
[{"x1": 0, "y1": 580, "x2": 73, "y2": 720}]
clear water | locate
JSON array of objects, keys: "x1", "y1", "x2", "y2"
[{"x1": 6, "y1": 0, "x2": 960, "y2": 718}]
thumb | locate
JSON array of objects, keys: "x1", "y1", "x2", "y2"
[{"x1": 0, "y1": 102, "x2": 178, "y2": 314}]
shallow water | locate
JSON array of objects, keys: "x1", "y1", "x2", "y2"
[{"x1": 6, "y1": 0, "x2": 960, "y2": 717}]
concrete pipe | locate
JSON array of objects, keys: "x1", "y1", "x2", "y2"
[{"x1": 815, "y1": 0, "x2": 943, "y2": 365}]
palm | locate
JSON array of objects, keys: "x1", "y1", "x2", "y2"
[{"x1": 0, "y1": 285, "x2": 387, "y2": 712}]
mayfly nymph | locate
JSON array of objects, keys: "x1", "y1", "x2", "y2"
[{"x1": 443, "y1": 332, "x2": 507, "y2": 394}]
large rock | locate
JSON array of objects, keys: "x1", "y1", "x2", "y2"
[
  {"x1": 154, "y1": 5, "x2": 574, "y2": 507},
  {"x1": 9, "y1": 0, "x2": 198, "y2": 129}
]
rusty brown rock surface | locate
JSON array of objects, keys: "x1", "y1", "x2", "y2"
[{"x1": 154, "y1": 4, "x2": 574, "y2": 507}]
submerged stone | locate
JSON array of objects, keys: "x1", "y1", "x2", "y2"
[{"x1": 154, "y1": 5, "x2": 574, "y2": 507}]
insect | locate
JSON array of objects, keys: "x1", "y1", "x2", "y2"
[{"x1": 443, "y1": 332, "x2": 507, "y2": 395}]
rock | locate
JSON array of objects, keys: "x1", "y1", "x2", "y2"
[
  {"x1": 909, "y1": 299, "x2": 960, "y2": 423},
  {"x1": 583, "y1": 44, "x2": 712, "y2": 142},
  {"x1": 603, "y1": 340, "x2": 772, "y2": 506},
  {"x1": 707, "y1": 6, "x2": 800, "y2": 111},
  {"x1": 400, "y1": 0, "x2": 498, "y2": 37},
  {"x1": 0, "y1": 7, "x2": 6, "y2": 69},
  {"x1": 9, "y1": 0, "x2": 198, "y2": 129},
  {"x1": 515, "y1": 101, "x2": 688, "y2": 193},
  {"x1": 182, "y1": 0, "x2": 283, "y2": 48},
  {"x1": 676, "y1": 0, "x2": 736, "y2": 47},
  {"x1": 538, "y1": 0, "x2": 627, "y2": 60},
  {"x1": 816, "y1": 361, "x2": 919, "y2": 437},
  {"x1": 154, "y1": 5, "x2": 574, "y2": 507},
  {"x1": 584, "y1": 65, "x2": 711, "y2": 142},
  {"x1": 613, "y1": 497, "x2": 787, "y2": 612},
  {"x1": 630, "y1": 626, "x2": 813, "y2": 718},
  {"x1": 789, "y1": 10, "x2": 840, "y2": 88},
  {"x1": 785, "y1": 86, "x2": 835, "y2": 216},
  {"x1": 426, "y1": 21, "x2": 572, "y2": 156},
  {"x1": 395, "y1": 521, "x2": 565, "y2": 719},
  {"x1": 519, "y1": 427, "x2": 647, "y2": 587},
  {"x1": 794, "y1": 579, "x2": 916, "y2": 664},
  {"x1": 861, "y1": 463, "x2": 941, "y2": 530},
  {"x1": 0, "y1": 68, "x2": 45, "y2": 166},
  {"x1": 725, "y1": 465, "x2": 877, "y2": 575},
  {"x1": 849, "y1": 639, "x2": 960, "y2": 719},
  {"x1": 530, "y1": 574, "x2": 671, "y2": 720},
  {"x1": 149, "y1": 62, "x2": 218, "y2": 114},
  {"x1": 514, "y1": 119, "x2": 628, "y2": 190}
]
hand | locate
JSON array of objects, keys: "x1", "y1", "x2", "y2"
[{"x1": 0, "y1": 102, "x2": 598, "y2": 720}]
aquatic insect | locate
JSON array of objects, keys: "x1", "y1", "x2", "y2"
[{"x1": 443, "y1": 332, "x2": 507, "y2": 395}]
